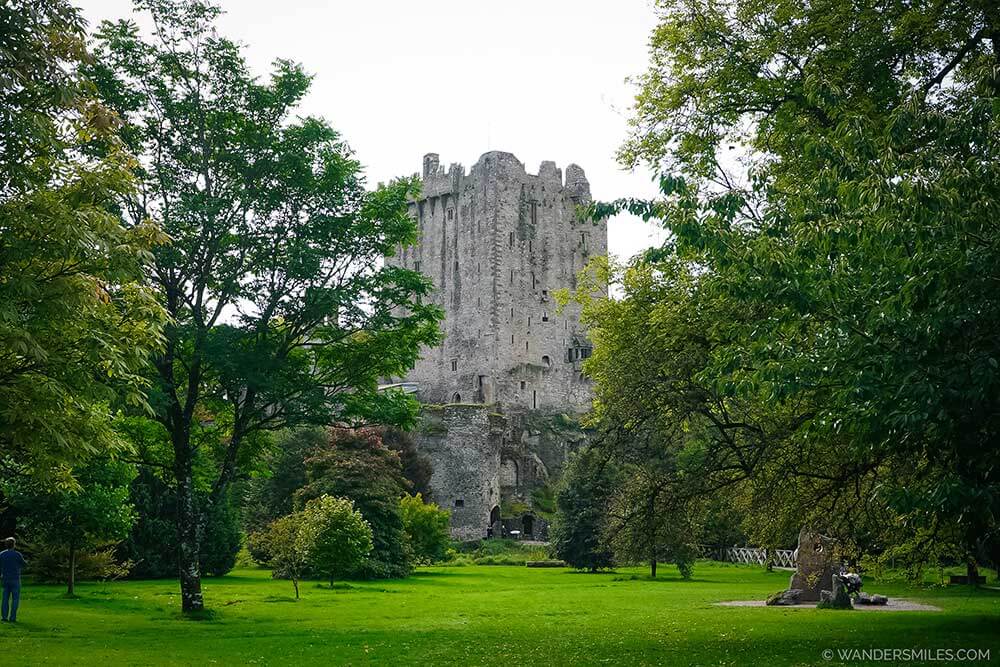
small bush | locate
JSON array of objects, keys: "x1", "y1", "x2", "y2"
[
  {"x1": 399, "y1": 494, "x2": 450, "y2": 565},
  {"x1": 27, "y1": 543, "x2": 132, "y2": 583}
]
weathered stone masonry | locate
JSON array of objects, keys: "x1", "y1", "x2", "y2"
[{"x1": 387, "y1": 151, "x2": 607, "y2": 539}]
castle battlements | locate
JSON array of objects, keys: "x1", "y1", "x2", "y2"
[{"x1": 418, "y1": 152, "x2": 591, "y2": 198}]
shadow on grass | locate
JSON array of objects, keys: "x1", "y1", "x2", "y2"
[
  {"x1": 609, "y1": 574, "x2": 711, "y2": 583},
  {"x1": 174, "y1": 608, "x2": 220, "y2": 622}
]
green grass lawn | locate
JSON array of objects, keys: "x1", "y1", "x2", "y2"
[{"x1": 2, "y1": 563, "x2": 997, "y2": 666}]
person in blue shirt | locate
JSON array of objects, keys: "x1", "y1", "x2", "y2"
[{"x1": 1, "y1": 537, "x2": 27, "y2": 623}]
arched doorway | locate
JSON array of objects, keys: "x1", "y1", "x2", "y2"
[
  {"x1": 452, "y1": 392, "x2": 461, "y2": 403},
  {"x1": 490, "y1": 505, "x2": 500, "y2": 526},
  {"x1": 522, "y1": 514, "x2": 535, "y2": 537}
]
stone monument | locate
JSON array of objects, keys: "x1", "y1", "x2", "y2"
[{"x1": 788, "y1": 528, "x2": 839, "y2": 602}]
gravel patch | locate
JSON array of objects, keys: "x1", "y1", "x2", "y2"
[{"x1": 715, "y1": 599, "x2": 941, "y2": 611}]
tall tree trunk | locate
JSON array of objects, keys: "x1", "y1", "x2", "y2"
[
  {"x1": 176, "y1": 459, "x2": 204, "y2": 612},
  {"x1": 293, "y1": 577, "x2": 299, "y2": 600},
  {"x1": 650, "y1": 558, "x2": 657, "y2": 578},
  {"x1": 68, "y1": 542, "x2": 76, "y2": 596}
]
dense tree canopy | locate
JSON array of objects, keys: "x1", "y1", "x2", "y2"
[
  {"x1": 300, "y1": 495, "x2": 373, "y2": 588},
  {"x1": 4, "y1": 459, "x2": 135, "y2": 595},
  {"x1": 0, "y1": 0, "x2": 165, "y2": 481},
  {"x1": 551, "y1": 447, "x2": 617, "y2": 572},
  {"x1": 581, "y1": 0, "x2": 1000, "y2": 572},
  {"x1": 297, "y1": 428, "x2": 412, "y2": 579}
]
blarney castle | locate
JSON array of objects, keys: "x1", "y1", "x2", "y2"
[{"x1": 384, "y1": 151, "x2": 608, "y2": 540}]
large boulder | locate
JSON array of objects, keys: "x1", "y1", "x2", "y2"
[
  {"x1": 819, "y1": 573, "x2": 853, "y2": 609},
  {"x1": 788, "y1": 528, "x2": 838, "y2": 602},
  {"x1": 765, "y1": 589, "x2": 803, "y2": 606}
]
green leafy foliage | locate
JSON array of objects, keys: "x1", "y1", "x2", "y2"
[
  {"x1": 4, "y1": 459, "x2": 136, "y2": 593},
  {"x1": 399, "y1": 494, "x2": 450, "y2": 565},
  {"x1": 240, "y1": 428, "x2": 328, "y2": 536},
  {"x1": 258, "y1": 512, "x2": 312, "y2": 598},
  {"x1": 300, "y1": 495, "x2": 373, "y2": 587},
  {"x1": 24, "y1": 543, "x2": 132, "y2": 585},
  {"x1": 0, "y1": 0, "x2": 166, "y2": 481},
  {"x1": 551, "y1": 448, "x2": 617, "y2": 571},
  {"x1": 296, "y1": 428, "x2": 411, "y2": 579},
  {"x1": 116, "y1": 468, "x2": 242, "y2": 579}
]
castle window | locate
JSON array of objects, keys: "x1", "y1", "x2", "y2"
[
  {"x1": 454, "y1": 499, "x2": 464, "y2": 508},
  {"x1": 542, "y1": 289, "x2": 548, "y2": 297},
  {"x1": 520, "y1": 381, "x2": 526, "y2": 390},
  {"x1": 447, "y1": 208, "x2": 454, "y2": 220},
  {"x1": 510, "y1": 270, "x2": 514, "y2": 284},
  {"x1": 528, "y1": 240, "x2": 532, "y2": 253},
  {"x1": 527, "y1": 316, "x2": 531, "y2": 327},
  {"x1": 542, "y1": 355, "x2": 551, "y2": 368},
  {"x1": 511, "y1": 334, "x2": 514, "y2": 345},
  {"x1": 531, "y1": 273, "x2": 536, "y2": 289},
  {"x1": 452, "y1": 392, "x2": 462, "y2": 402},
  {"x1": 451, "y1": 359, "x2": 458, "y2": 372},
  {"x1": 542, "y1": 313, "x2": 549, "y2": 322},
  {"x1": 509, "y1": 231, "x2": 514, "y2": 248},
  {"x1": 532, "y1": 390, "x2": 537, "y2": 409},
  {"x1": 454, "y1": 260, "x2": 459, "y2": 273},
  {"x1": 415, "y1": 260, "x2": 421, "y2": 272},
  {"x1": 510, "y1": 308, "x2": 514, "y2": 318},
  {"x1": 525, "y1": 340, "x2": 529, "y2": 351},
  {"x1": 530, "y1": 201, "x2": 538, "y2": 225}
]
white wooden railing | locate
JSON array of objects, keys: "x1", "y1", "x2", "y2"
[{"x1": 724, "y1": 547, "x2": 797, "y2": 568}]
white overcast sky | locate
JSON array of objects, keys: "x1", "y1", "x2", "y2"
[{"x1": 74, "y1": 0, "x2": 667, "y2": 262}]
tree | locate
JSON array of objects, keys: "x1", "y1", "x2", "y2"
[
  {"x1": 114, "y1": 418, "x2": 242, "y2": 579},
  {"x1": 260, "y1": 512, "x2": 311, "y2": 599},
  {"x1": 551, "y1": 448, "x2": 617, "y2": 572},
  {"x1": 607, "y1": 469, "x2": 701, "y2": 579},
  {"x1": 0, "y1": 0, "x2": 165, "y2": 481},
  {"x1": 4, "y1": 460, "x2": 136, "y2": 595},
  {"x1": 589, "y1": 0, "x2": 1000, "y2": 574},
  {"x1": 88, "y1": 0, "x2": 441, "y2": 611},
  {"x1": 300, "y1": 495, "x2": 373, "y2": 588},
  {"x1": 296, "y1": 428, "x2": 412, "y2": 578},
  {"x1": 399, "y1": 494, "x2": 450, "y2": 565},
  {"x1": 383, "y1": 429, "x2": 434, "y2": 499},
  {"x1": 243, "y1": 428, "x2": 327, "y2": 531}
]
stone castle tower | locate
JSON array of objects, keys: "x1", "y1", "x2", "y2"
[
  {"x1": 387, "y1": 151, "x2": 607, "y2": 412},
  {"x1": 386, "y1": 151, "x2": 607, "y2": 540}
]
